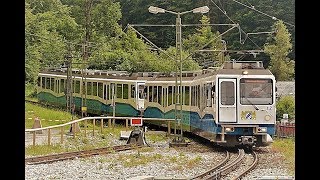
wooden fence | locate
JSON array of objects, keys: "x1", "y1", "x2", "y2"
[
  {"x1": 275, "y1": 121, "x2": 295, "y2": 138},
  {"x1": 25, "y1": 116, "x2": 175, "y2": 146}
]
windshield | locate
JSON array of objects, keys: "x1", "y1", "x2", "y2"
[{"x1": 240, "y1": 78, "x2": 273, "y2": 105}]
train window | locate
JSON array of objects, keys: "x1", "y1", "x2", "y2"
[
  {"x1": 144, "y1": 86, "x2": 148, "y2": 100},
  {"x1": 185, "y1": 86, "x2": 190, "y2": 105},
  {"x1": 123, "y1": 84, "x2": 128, "y2": 99},
  {"x1": 152, "y1": 86, "x2": 157, "y2": 103},
  {"x1": 117, "y1": 84, "x2": 123, "y2": 99},
  {"x1": 206, "y1": 83, "x2": 212, "y2": 107},
  {"x1": 41, "y1": 77, "x2": 45, "y2": 88},
  {"x1": 87, "y1": 82, "x2": 92, "y2": 95},
  {"x1": 221, "y1": 81, "x2": 235, "y2": 105},
  {"x1": 75, "y1": 81, "x2": 80, "y2": 94},
  {"x1": 240, "y1": 78, "x2": 273, "y2": 105},
  {"x1": 131, "y1": 85, "x2": 135, "y2": 98},
  {"x1": 107, "y1": 84, "x2": 110, "y2": 100},
  {"x1": 60, "y1": 79, "x2": 65, "y2": 93},
  {"x1": 190, "y1": 86, "x2": 195, "y2": 106},
  {"x1": 103, "y1": 84, "x2": 107, "y2": 100},
  {"x1": 197, "y1": 85, "x2": 200, "y2": 108},
  {"x1": 92, "y1": 82, "x2": 98, "y2": 96},
  {"x1": 168, "y1": 86, "x2": 173, "y2": 106},
  {"x1": 157, "y1": 86, "x2": 162, "y2": 105},
  {"x1": 50, "y1": 78, "x2": 55, "y2": 91},
  {"x1": 148, "y1": 86, "x2": 152, "y2": 102},
  {"x1": 98, "y1": 82, "x2": 103, "y2": 98}
]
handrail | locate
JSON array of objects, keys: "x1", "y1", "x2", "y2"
[{"x1": 25, "y1": 116, "x2": 175, "y2": 132}]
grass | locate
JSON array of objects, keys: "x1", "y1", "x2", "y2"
[
  {"x1": 25, "y1": 144, "x2": 65, "y2": 156},
  {"x1": 271, "y1": 137, "x2": 295, "y2": 175},
  {"x1": 25, "y1": 102, "x2": 77, "y2": 129}
]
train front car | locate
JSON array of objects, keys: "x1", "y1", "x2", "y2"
[{"x1": 214, "y1": 61, "x2": 276, "y2": 147}]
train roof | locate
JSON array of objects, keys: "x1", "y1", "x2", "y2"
[{"x1": 39, "y1": 61, "x2": 273, "y2": 80}]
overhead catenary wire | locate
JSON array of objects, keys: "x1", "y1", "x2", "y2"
[
  {"x1": 231, "y1": 0, "x2": 295, "y2": 27},
  {"x1": 210, "y1": 0, "x2": 263, "y2": 50}
]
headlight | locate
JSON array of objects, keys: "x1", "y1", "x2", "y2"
[
  {"x1": 257, "y1": 127, "x2": 267, "y2": 133},
  {"x1": 225, "y1": 127, "x2": 234, "y2": 132},
  {"x1": 265, "y1": 115, "x2": 271, "y2": 121}
]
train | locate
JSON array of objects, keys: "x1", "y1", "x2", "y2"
[{"x1": 36, "y1": 60, "x2": 276, "y2": 147}]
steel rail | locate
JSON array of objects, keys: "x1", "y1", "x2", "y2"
[
  {"x1": 232, "y1": 151, "x2": 258, "y2": 180},
  {"x1": 25, "y1": 144, "x2": 143, "y2": 165}
]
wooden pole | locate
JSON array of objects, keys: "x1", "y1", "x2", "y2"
[
  {"x1": 108, "y1": 118, "x2": 111, "y2": 127},
  {"x1": 84, "y1": 119, "x2": 87, "y2": 137},
  {"x1": 93, "y1": 119, "x2": 95, "y2": 136},
  {"x1": 100, "y1": 119, "x2": 103, "y2": 133},
  {"x1": 73, "y1": 123, "x2": 76, "y2": 139},
  {"x1": 33, "y1": 131, "x2": 36, "y2": 146},
  {"x1": 60, "y1": 126, "x2": 64, "y2": 144},
  {"x1": 168, "y1": 121, "x2": 171, "y2": 136},
  {"x1": 48, "y1": 129, "x2": 51, "y2": 146}
]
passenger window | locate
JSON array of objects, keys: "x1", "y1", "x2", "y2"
[{"x1": 221, "y1": 81, "x2": 235, "y2": 105}]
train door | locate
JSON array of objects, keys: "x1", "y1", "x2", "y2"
[
  {"x1": 218, "y1": 78, "x2": 237, "y2": 123},
  {"x1": 136, "y1": 82, "x2": 145, "y2": 110}
]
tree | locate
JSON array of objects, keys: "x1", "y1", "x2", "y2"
[
  {"x1": 276, "y1": 95, "x2": 295, "y2": 120},
  {"x1": 183, "y1": 15, "x2": 227, "y2": 67},
  {"x1": 25, "y1": 1, "x2": 79, "y2": 83},
  {"x1": 264, "y1": 20, "x2": 294, "y2": 81}
]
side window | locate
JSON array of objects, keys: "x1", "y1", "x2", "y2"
[
  {"x1": 168, "y1": 86, "x2": 173, "y2": 106},
  {"x1": 98, "y1": 82, "x2": 103, "y2": 98},
  {"x1": 123, "y1": 84, "x2": 129, "y2": 99},
  {"x1": 117, "y1": 84, "x2": 123, "y2": 99},
  {"x1": 87, "y1": 82, "x2": 92, "y2": 95},
  {"x1": 206, "y1": 83, "x2": 212, "y2": 107},
  {"x1": 93, "y1": 82, "x2": 98, "y2": 96},
  {"x1": 184, "y1": 86, "x2": 190, "y2": 105},
  {"x1": 41, "y1": 77, "x2": 45, "y2": 89},
  {"x1": 131, "y1": 85, "x2": 135, "y2": 98}
]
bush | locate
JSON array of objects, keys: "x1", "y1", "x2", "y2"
[{"x1": 276, "y1": 95, "x2": 295, "y2": 120}]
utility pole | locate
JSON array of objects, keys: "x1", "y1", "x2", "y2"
[
  {"x1": 65, "y1": 45, "x2": 73, "y2": 116},
  {"x1": 81, "y1": 0, "x2": 93, "y2": 118}
]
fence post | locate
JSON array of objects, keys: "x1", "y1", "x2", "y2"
[
  {"x1": 84, "y1": 119, "x2": 87, "y2": 137},
  {"x1": 33, "y1": 131, "x2": 36, "y2": 146},
  {"x1": 93, "y1": 119, "x2": 95, "y2": 136},
  {"x1": 167, "y1": 121, "x2": 171, "y2": 136},
  {"x1": 101, "y1": 119, "x2": 103, "y2": 133},
  {"x1": 60, "y1": 126, "x2": 64, "y2": 144},
  {"x1": 48, "y1": 129, "x2": 51, "y2": 146}
]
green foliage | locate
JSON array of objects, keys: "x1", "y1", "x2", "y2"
[
  {"x1": 25, "y1": 144, "x2": 65, "y2": 156},
  {"x1": 264, "y1": 20, "x2": 295, "y2": 81},
  {"x1": 25, "y1": 102, "x2": 75, "y2": 128},
  {"x1": 183, "y1": 15, "x2": 226, "y2": 67},
  {"x1": 272, "y1": 138, "x2": 295, "y2": 175},
  {"x1": 276, "y1": 95, "x2": 295, "y2": 120}
]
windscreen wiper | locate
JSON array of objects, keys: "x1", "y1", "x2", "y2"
[{"x1": 243, "y1": 96, "x2": 259, "y2": 110}]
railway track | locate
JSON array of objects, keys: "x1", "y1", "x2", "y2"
[
  {"x1": 192, "y1": 149, "x2": 258, "y2": 180},
  {"x1": 25, "y1": 144, "x2": 142, "y2": 165}
]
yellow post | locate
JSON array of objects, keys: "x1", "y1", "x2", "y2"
[
  {"x1": 93, "y1": 119, "x2": 95, "y2": 136},
  {"x1": 33, "y1": 131, "x2": 36, "y2": 146},
  {"x1": 60, "y1": 126, "x2": 64, "y2": 144},
  {"x1": 48, "y1": 129, "x2": 51, "y2": 146},
  {"x1": 100, "y1": 119, "x2": 103, "y2": 133}
]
